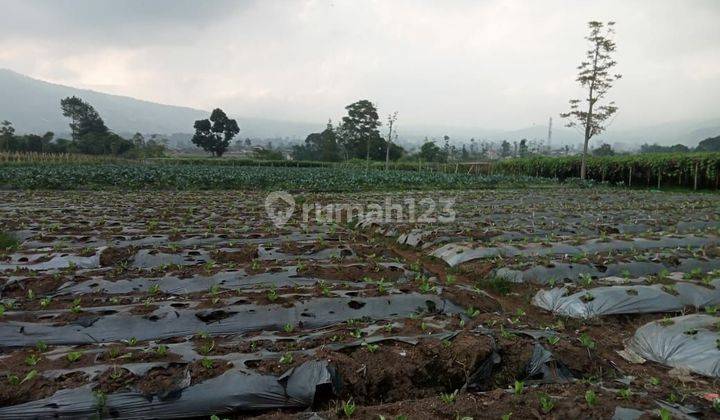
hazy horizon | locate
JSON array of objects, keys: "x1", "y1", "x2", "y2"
[{"x1": 1, "y1": 0, "x2": 719, "y2": 135}]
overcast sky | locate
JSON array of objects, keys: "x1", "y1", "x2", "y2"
[{"x1": 1, "y1": 0, "x2": 719, "y2": 130}]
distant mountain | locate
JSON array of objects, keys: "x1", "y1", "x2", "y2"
[
  {"x1": 1, "y1": 69, "x2": 717, "y2": 149},
  {"x1": 608, "y1": 118, "x2": 720, "y2": 147},
  {"x1": 0, "y1": 69, "x2": 321, "y2": 140}
]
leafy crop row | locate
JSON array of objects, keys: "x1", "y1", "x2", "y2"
[
  {"x1": 494, "y1": 153, "x2": 720, "y2": 189},
  {"x1": 0, "y1": 164, "x2": 552, "y2": 191}
]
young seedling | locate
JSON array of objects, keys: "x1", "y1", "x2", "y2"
[
  {"x1": 155, "y1": 345, "x2": 168, "y2": 357},
  {"x1": 342, "y1": 399, "x2": 356, "y2": 417},
  {"x1": 501, "y1": 413, "x2": 512, "y2": 420},
  {"x1": 659, "y1": 408, "x2": 671, "y2": 420},
  {"x1": 39, "y1": 297, "x2": 51, "y2": 308},
  {"x1": 513, "y1": 380, "x2": 524, "y2": 395},
  {"x1": 70, "y1": 298, "x2": 82, "y2": 314},
  {"x1": 36, "y1": 341, "x2": 48, "y2": 352},
  {"x1": 585, "y1": 389, "x2": 598, "y2": 407},
  {"x1": 318, "y1": 281, "x2": 331, "y2": 297},
  {"x1": 579, "y1": 273, "x2": 593, "y2": 288},
  {"x1": 538, "y1": 393, "x2": 554, "y2": 413},
  {"x1": 617, "y1": 387, "x2": 631, "y2": 400},
  {"x1": 279, "y1": 352, "x2": 293, "y2": 364},
  {"x1": 283, "y1": 323, "x2": 294, "y2": 333},
  {"x1": 465, "y1": 306, "x2": 480, "y2": 318},
  {"x1": 547, "y1": 335, "x2": 560, "y2": 345},
  {"x1": 659, "y1": 316, "x2": 675, "y2": 327},
  {"x1": 579, "y1": 333, "x2": 596, "y2": 350},
  {"x1": 94, "y1": 391, "x2": 107, "y2": 416},
  {"x1": 148, "y1": 283, "x2": 161, "y2": 295},
  {"x1": 6, "y1": 374, "x2": 19, "y2": 386},
  {"x1": 713, "y1": 398, "x2": 720, "y2": 413},
  {"x1": 21, "y1": 370, "x2": 37, "y2": 384},
  {"x1": 364, "y1": 343, "x2": 380, "y2": 353},
  {"x1": 109, "y1": 366, "x2": 123, "y2": 381},
  {"x1": 445, "y1": 274, "x2": 456, "y2": 285},
  {"x1": 500, "y1": 326, "x2": 516, "y2": 340},
  {"x1": 25, "y1": 354, "x2": 40, "y2": 366},
  {"x1": 439, "y1": 389, "x2": 458, "y2": 404},
  {"x1": 376, "y1": 279, "x2": 389, "y2": 295},
  {"x1": 267, "y1": 287, "x2": 279, "y2": 302},
  {"x1": 66, "y1": 351, "x2": 83, "y2": 362},
  {"x1": 200, "y1": 357, "x2": 214, "y2": 369},
  {"x1": 418, "y1": 277, "x2": 436, "y2": 294}
]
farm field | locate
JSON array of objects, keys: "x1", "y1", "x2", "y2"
[
  {"x1": 0, "y1": 164, "x2": 551, "y2": 191},
  {"x1": 1, "y1": 188, "x2": 720, "y2": 419}
]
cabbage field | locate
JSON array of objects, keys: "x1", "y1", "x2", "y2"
[{"x1": 0, "y1": 164, "x2": 552, "y2": 191}]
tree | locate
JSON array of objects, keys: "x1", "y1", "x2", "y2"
[
  {"x1": 592, "y1": 143, "x2": 615, "y2": 156},
  {"x1": 191, "y1": 108, "x2": 240, "y2": 157},
  {"x1": 0, "y1": 121, "x2": 14, "y2": 151},
  {"x1": 338, "y1": 100, "x2": 381, "y2": 163},
  {"x1": 561, "y1": 21, "x2": 621, "y2": 179},
  {"x1": 294, "y1": 121, "x2": 341, "y2": 162},
  {"x1": 461, "y1": 145, "x2": 469, "y2": 160},
  {"x1": 419, "y1": 141, "x2": 443, "y2": 162},
  {"x1": 76, "y1": 132, "x2": 133, "y2": 155},
  {"x1": 518, "y1": 139, "x2": 529, "y2": 157},
  {"x1": 500, "y1": 140, "x2": 512, "y2": 157},
  {"x1": 60, "y1": 96, "x2": 108, "y2": 140},
  {"x1": 385, "y1": 112, "x2": 398, "y2": 170},
  {"x1": 131, "y1": 132, "x2": 145, "y2": 148},
  {"x1": 640, "y1": 143, "x2": 690, "y2": 153}
]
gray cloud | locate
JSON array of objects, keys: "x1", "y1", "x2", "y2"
[
  {"x1": 3, "y1": 0, "x2": 248, "y2": 45},
  {"x1": 0, "y1": 0, "x2": 719, "y2": 134}
]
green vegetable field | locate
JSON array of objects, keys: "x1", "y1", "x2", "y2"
[{"x1": 0, "y1": 164, "x2": 551, "y2": 191}]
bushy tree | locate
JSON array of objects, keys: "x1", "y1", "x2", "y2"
[
  {"x1": 640, "y1": 143, "x2": 691, "y2": 153},
  {"x1": 338, "y1": 100, "x2": 381, "y2": 161},
  {"x1": 0, "y1": 120, "x2": 15, "y2": 150},
  {"x1": 499, "y1": 140, "x2": 511, "y2": 158},
  {"x1": 419, "y1": 141, "x2": 444, "y2": 162},
  {"x1": 75, "y1": 132, "x2": 133, "y2": 155},
  {"x1": 592, "y1": 143, "x2": 615, "y2": 156},
  {"x1": 60, "y1": 96, "x2": 108, "y2": 140},
  {"x1": 518, "y1": 139, "x2": 529, "y2": 157},
  {"x1": 561, "y1": 21, "x2": 622, "y2": 179},
  {"x1": 191, "y1": 108, "x2": 240, "y2": 157}
]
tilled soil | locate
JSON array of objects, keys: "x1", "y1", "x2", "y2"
[{"x1": 0, "y1": 189, "x2": 719, "y2": 418}]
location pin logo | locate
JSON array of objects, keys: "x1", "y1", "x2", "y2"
[{"x1": 265, "y1": 191, "x2": 295, "y2": 227}]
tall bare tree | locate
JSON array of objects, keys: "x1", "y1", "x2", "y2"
[
  {"x1": 385, "y1": 111, "x2": 398, "y2": 170},
  {"x1": 561, "y1": 21, "x2": 621, "y2": 180}
]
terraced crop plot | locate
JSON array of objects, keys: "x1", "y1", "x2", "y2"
[{"x1": 1, "y1": 189, "x2": 720, "y2": 418}]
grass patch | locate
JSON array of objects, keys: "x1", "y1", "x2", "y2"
[
  {"x1": 0, "y1": 232, "x2": 19, "y2": 252},
  {"x1": 478, "y1": 276, "x2": 513, "y2": 296}
]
